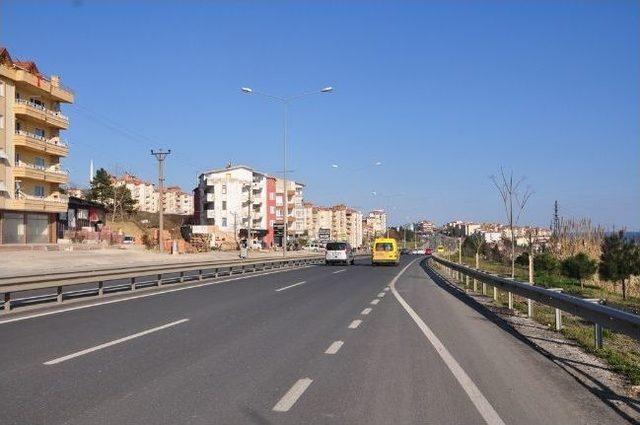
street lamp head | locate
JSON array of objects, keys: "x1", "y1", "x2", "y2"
[
  {"x1": 321, "y1": 86, "x2": 333, "y2": 93},
  {"x1": 241, "y1": 87, "x2": 253, "y2": 94}
]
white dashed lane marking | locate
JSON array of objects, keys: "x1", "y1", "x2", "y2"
[
  {"x1": 348, "y1": 320, "x2": 362, "y2": 329},
  {"x1": 324, "y1": 341, "x2": 344, "y2": 354},
  {"x1": 273, "y1": 378, "x2": 313, "y2": 412}
]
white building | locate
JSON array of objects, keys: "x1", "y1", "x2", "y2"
[{"x1": 195, "y1": 165, "x2": 275, "y2": 246}]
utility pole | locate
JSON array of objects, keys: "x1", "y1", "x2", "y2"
[{"x1": 151, "y1": 149, "x2": 171, "y2": 253}]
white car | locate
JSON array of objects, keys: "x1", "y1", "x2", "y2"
[
  {"x1": 411, "y1": 249, "x2": 423, "y2": 255},
  {"x1": 325, "y1": 241, "x2": 355, "y2": 265}
]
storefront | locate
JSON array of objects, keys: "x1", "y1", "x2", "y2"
[{"x1": 0, "y1": 211, "x2": 56, "y2": 244}]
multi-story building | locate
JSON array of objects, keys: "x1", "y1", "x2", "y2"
[
  {"x1": 0, "y1": 47, "x2": 73, "y2": 244},
  {"x1": 162, "y1": 186, "x2": 193, "y2": 215},
  {"x1": 364, "y1": 210, "x2": 387, "y2": 238},
  {"x1": 275, "y1": 178, "x2": 305, "y2": 244},
  {"x1": 195, "y1": 165, "x2": 273, "y2": 246},
  {"x1": 114, "y1": 173, "x2": 158, "y2": 213}
]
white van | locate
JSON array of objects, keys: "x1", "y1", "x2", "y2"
[{"x1": 325, "y1": 241, "x2": 355, "y2": 265}]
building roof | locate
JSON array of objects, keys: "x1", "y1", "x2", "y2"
[{"x1": 199, "y1": 164, "x2": 267, "y2": 179}]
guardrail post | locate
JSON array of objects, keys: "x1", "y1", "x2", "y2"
[
  {"x1": 548, "y1": 288, "x2": 564, "y2": 330},
  {"x1": 508, "y1": 292, "x2": 513, "y2": 310},
  {"x1": 198, "y1": 269, "x2": 203, "y2": 281},
  {"x1": 482, "y1": 281, "x2": 487, "y2": 295},
  {"x1": 474, "y1": 253, "x2": 479, "y2": 292},
  {"x1": 157, "y1": 273, "x2": 163, "y2": 286},
  {"x1": 179, "y1": 271, "x2": 185, "y2": 282},
  {"x1": 214, "y1": 268, "x2": 219, "y2": 278},
  {"x1": 585, "y1": 298, "x2": 604, "y2": 349},
  {"x1": 3, "y1": 292, "x2": 10, "y2": 313},
  {"x1": 528, "y1": 252, "x2": 534, "y2": 318},
  {"x1": 98, "y1": 281, "x2": 104, "y2": 296},
  {"x1": 56, "y1": 286, "x2": 63, "y2": 303},
  {"x1": 241, "y1": 265, "x2": 246, "y2": 274},
  {"x1": 493, "y1": 286, "x2": 498, "y2": 301},
  {"x1": 131, "y1": 277, "x2": 136, "y2": 291}
]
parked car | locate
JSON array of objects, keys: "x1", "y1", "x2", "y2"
[
  {"x1": 122, "y1": 235, "x2": 135, "y2": 245},
  {"x1": 425, "y1": 248, "x2": 433, "y2": 255},
  {"x1": 411, "y1": 249, "x2": 423, "y2": 255},
  {"x1": 400, "y1": 248, "x2": 411, "y2": 255},
  {"x1": 325, "y1": 241, "x2": 355, "y2": 265},
  {"x1": 372, "y1": 238, "x2": 399, "y2": 266}
]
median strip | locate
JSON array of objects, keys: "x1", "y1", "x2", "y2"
[
  {"x1": 43, "y1": 318, "x2": 189, "y2": 365},
  {"x1": 272, "y1": 378, "x2": 313, "y2": 412},
  {"x1": 275, "y1": 281, "x2": 306, "y2": 292}
]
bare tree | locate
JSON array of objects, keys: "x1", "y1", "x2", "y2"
[{"x1": 491, "y1": 167, "x2": 533, "y2": 278}]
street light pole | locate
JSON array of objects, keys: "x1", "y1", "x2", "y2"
[{"x1": 241, "y1": 86, "x2": 332, "y2": 258}]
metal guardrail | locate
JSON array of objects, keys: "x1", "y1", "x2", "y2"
[
  {"x1": 0, "y1": 255, "x2": 325, "y2": 314},
  {"x1": 430, "y1": 255, "x2": 640, "y2": 346}
]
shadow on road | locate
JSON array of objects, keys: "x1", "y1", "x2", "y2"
[{"x1": 419, "y1": 259, "x2": 640, "y2": 424}]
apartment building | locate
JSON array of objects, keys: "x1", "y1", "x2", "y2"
[
  {"x1": 364, "y1": 210, "x2": 387, "y2": 237},
  {"x1": 195, "y1": 165, "x2": 274, "y2": 246},
  {"x1": 303, "y1": 203, "x2": 363, "y2": 248},
  {"x1": 114, "y1": 173, "x2": 158, "y2": 213},
  {"x1": 275, "y1": 178, "x2": 305, "y2": 244},
  {"x1": 163, "y1": 186, "x2": 194, "y2": 215},
  {"x1": 0, "y1": 47, "x2": 73, "y2": 244}
]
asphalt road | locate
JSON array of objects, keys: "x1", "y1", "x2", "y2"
[{"x1": 0, "y1": 256, "x2": 629, "y2": 424}]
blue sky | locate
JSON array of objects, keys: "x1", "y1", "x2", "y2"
[{"x1": 2, "y1": 1, "x2": 638, "y2": 228}]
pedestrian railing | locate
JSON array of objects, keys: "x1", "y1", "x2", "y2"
[
  {"x1": 430, "y1": 255, "x2": 640, "y2": 348},
  {"x1": 0, "y1": 255, "x2": 325, "y2": 314}
]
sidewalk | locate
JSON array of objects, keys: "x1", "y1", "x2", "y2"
[{"x1": 1, "y1": 247, "x2": 316, "y2": 278}]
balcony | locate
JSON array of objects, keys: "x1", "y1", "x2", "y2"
[
  {"x1": 13, "y1": 162, "x2": 69, "y2": 184},
  {"x1": 13, "y1": 69, "x2": 74, "y2": 103},
  {"x1": 6, "y1": 192, "x2": 69, "y2": 213},
  {"x1": 252, "y1": 199, "x2": 262, "y2": 206},
  {"x1": 14, "y1": 98, "x2": 69, "y2": 129},
  {"x1": 206, "y1": 210, "x2": 216, "y2": 219},
  {"x1": 14, "y1": 130, "x2": 69, "y2": 157}
]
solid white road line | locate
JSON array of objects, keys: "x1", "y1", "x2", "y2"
[
  {"x1": 370, "y1": 299, "x2": 380, "y2": 305},
  {"x1": 0, "y1": 265, "x2": 315, "y2": 326},
  {"x1": 275, "y1": 281, "x2": 306, "y2": 292},
  {"x1": 332, "y1": 269, "x2": 346, "y2": 274},
  {"x1": 44, "y1": 318, "x2": 189, "y2": 365},
  {"x1": 389, "y1": 260, "x2": 505, "y2": 425},
  {"x1": 361, "y1": 308, "x2": 372, "y2": 315},
  {"x1": 348, "y1": 319, "x2": 362, "y2": 329},
  {"x1": 324, "y1": 340, "x2": 344, "y2": 354},
  {"x1": 273, "y1": 378, "x2": 313, "y2": 412},
  {"x1": 377, "y1": 292, "x2": 386, "y2": 298}
]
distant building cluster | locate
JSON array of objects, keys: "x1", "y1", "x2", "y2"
[
  {"x1": 442, "y1": 220, "x2": 551, "y2": 246},
  {"x1": 113, "y1": 173, "x2": 194, "y2": 216}
]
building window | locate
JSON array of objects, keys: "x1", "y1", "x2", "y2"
[
  {"x1": 35, "y1": 157, "x2": 45, "y2": 169},
  {"x1": 34, "y1": 186, "x2": 45, "y2": 198},
  {"x1": 221, "y1": 217, "x2": 227, "y2": 227},
  {"x1": 34, "y1": 128, "x2": 45, "y2": 138},
  {"x1": 222, "y1": 201, "x2": 227, "y2": 210},
  {"x1": 0, "y1": 114, "x2": 4, "y2": 129},
  {"x1": 15, "y1": 152, "x2": 21, "y2": 165},
  {"x1": 0, "y1": 81, "x2": 4, "y2": 97},
  {"x1": 27, "y1": 213, "x2": 49, "y2": 244},
  {"x1": 269, "y1": 193, "x2": 275, "y2": 201},
  {"x1": 222, "y1": 184, "x2": 227, "y2": 194}
]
